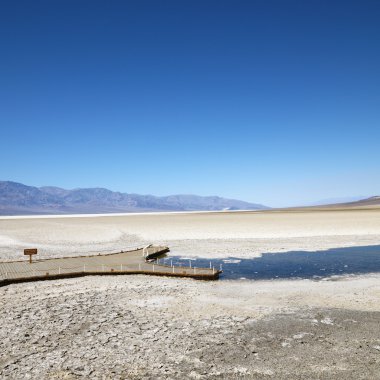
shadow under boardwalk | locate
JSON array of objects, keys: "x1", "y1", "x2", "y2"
[{"x1": 0, "y1": 246, "x2": 221, "y2": 287}]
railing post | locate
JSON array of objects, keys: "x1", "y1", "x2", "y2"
[
  {"x1": 83, "y1": 264, "x2": 86, "y2": 272},
  {"x1": 189, "y1": 260, "x2": 191, "y2": 268},
  {"x1": 120, "y1": 264, "x2": 123, "y2": 271},
  {"x1": 172, "y1": 266, "x2": 174, "y2": 273},
  {"x1": 153, "y1": 264, "x2": 155, "y2": 272}
]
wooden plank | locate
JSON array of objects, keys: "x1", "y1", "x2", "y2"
[{"x1": 0, "y1": 246, "x2": 221, "y2": 287}]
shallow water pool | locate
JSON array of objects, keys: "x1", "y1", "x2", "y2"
[{"x1": 164, "y1": 245, "x2": 380, "y2": 280}]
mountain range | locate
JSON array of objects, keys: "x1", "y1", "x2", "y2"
[
  {"x1": 309, "y1": 196, "x2": 370, "y2": 206},
  {"x1": 317, "y1": 196, "x2": 380, "y2": 208},
  {"x1": 0, "y1": 181, "x2": 269, "y2": 215}
]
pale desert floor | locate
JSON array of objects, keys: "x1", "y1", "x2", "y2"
[
  {"x1": 1, "y1": 274, "x2": 380, "y2": 379},
  {"x1": 1, "y1": 209, "x2": 380, "y2": 379},
  {"x1": 0, "y1": 208, "x2": 380, "y2": 260}
]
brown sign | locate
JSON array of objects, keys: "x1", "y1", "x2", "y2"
[{"x1": 24, "y1": 249, "x2": 38, "y2": 255}]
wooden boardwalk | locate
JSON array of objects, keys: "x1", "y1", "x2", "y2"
[{"x1": 0, "y1": 246, "x2": 221, "y2": 287}]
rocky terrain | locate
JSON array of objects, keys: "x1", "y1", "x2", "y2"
[{"x1": 1, "y1": 275, "x2": 380, "y2": 379}]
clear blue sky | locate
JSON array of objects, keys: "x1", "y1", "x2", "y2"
[{"x1": 1, "y1": 1, "x2": 379, "y2": 207}]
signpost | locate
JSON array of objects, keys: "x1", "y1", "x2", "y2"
[{"x1": 24, "y1": 248, "x2": 38, "y2": 264}]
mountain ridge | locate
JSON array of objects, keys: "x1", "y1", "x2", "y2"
[
  {"x1": 285, "y1": 196, "x2": 380, "y2": 210},
  {"x1": 0, "y1": 181, "x2": 269, "y2": 215},
  {"x1": 319, "y1": 196, "x2": 380, "y2": 208}
]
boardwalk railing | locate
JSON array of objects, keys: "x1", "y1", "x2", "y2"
[
  {"x1": 0, "y1": 263, "x2": 219, "y2": 279},
  {"x1": 0, "y1": 246, "x2": 222, "y2": 286},
  {"x1": 0, "y1": 263, "x2": 221, "y2": 286}
]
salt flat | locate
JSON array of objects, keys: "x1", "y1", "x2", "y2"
[
  {"x1": 1, "y1": 208, "x2": 380, "y2": 379},
  {"x1": 0, "y1": 208, "x2": 380, "y2": 260},
  {"x1": 1, "y1": 274, "x2": 380, "y2": 379}
]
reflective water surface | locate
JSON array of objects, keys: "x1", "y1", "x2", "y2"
[{"x1": 165, "y1": 245, "x2": 380, "y2": 280}]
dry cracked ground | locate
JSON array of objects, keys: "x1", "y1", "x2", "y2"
[{"x1": 1, "y1": 275, "x2": 380, "y2": 380}]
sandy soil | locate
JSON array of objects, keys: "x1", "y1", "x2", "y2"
[{"x1": 0, "y1": 208, "x2": 380, "y2": 260}]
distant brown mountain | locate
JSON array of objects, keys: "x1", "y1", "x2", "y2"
[
  {"x1": 0, "y1": 181, "x2": 269, "y2": 215},
  {"x1": 288, "y1": 196, "x2": 380, "y2": 211},
  {"x1": 322, "y1": 196, "x2": 380, "y2": 208}
]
